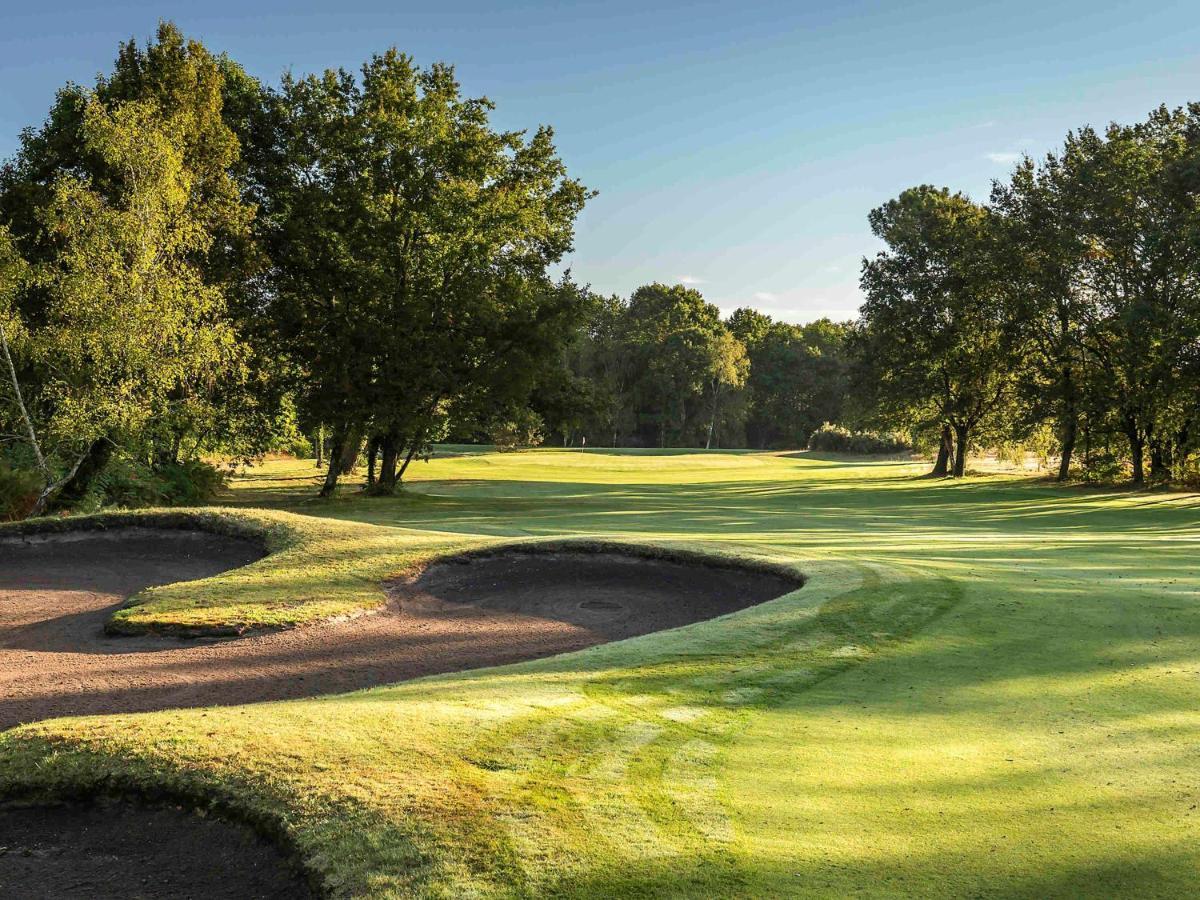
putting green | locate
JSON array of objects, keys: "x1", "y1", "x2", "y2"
[{"x1": 2, "y1": 450, "x2": 1198, "y2": 897}]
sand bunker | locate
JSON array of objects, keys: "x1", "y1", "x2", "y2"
[
  {"x1": 0, "y1": 534, "x2": 800, "y2": 729},
  {"x1": 409, "y1": 550, "x2": 800, "y2": 643},
  {"x1": 0, "y1": 801, "x2": 311, "y2": 899}
]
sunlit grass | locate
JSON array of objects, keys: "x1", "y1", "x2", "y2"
[{"x1": 2, "y1": 450, "x2": 1199, "y2": 896}]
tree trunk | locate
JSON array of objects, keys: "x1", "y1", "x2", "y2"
[
  {"x1": 49, "y1": 438, "x2": 115, "y2": 512},
  {"x1": 1125, "y1": 420, "x2": 1145, "y2": 485},
  {"x1": 338, "y1": 424, "x2": 363, "y2": 475},
  {"x1": 314, "y1": 425, "x2": 324, "y2": 468},
  {"x1": 319, "y1": 430, "x2": 346, "y2": 497},
  {"x1": 372, "y1": 430, "x2": 401, "y2": 495},
  {"x1": 1057, "y1": 413, "x2": 1077, "y2": 482},
  {"x1": 952, "y1": 423, "x2": 969, "y2": 478},
  {"x1": 706, "y1": 381, "x2": 721, "y2": 450},
  {"x1": 395, "y1": 428, "x2": 425, "y2": 483},
  {"x1": 1149, "y1": 438, "x2": 1170, "y2": 480},
  {"x1": 1056, "y1": 368, "x2": 1077, "y2": 481},
  {"x1": 931, "y1": 424, "x2": 952, "y2": 477},
  {"x1": 366, "y1": 434, "x2": 381, "y2": 488}
]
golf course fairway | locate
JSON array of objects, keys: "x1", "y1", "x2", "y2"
[{"x1": 1, "y1": 449, "x2": 1197, "y2": 897}]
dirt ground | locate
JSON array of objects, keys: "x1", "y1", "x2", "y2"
[
  {"x1": 0, "y1": 801, "x2": 313, "y2": 899},
  {"x1": 0, "y1": 534, "x2": 799, "y2": 730}
]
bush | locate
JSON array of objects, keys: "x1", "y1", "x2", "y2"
[
  {"x1": 807, "y1": 423, "x2": 911, "y2": 455},
  {"x1": 0, "y1": 461, "x2": 41, "y2": 521},
  {"x1": 90, "y1": 456, "x2": 229, "y2": 510},
  {"x1": 155, "y1": 459, "x2": 230, "y2": 505},
  {"x1": 490, "y1": 410, "x2": 545, "y2": 452},
  {"x1": 281, "y1": 434, "x2": 314, "y2": 459}
]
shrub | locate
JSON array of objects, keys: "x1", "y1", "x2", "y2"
[
  {"x1": 155, "y1": 459, "x2": 230, "y2": 505},
  {"x1": 89, "y1": 456, "x2": 229, "y2": 510},
  {"x1": 0, "y1": 462, "x2": 41, "y2": 521},
  {"x1": 90, "y1": 456, "x2": 168, "y2": 510},
  {"x1": 281, "y1": 434, "x2": 314, "y2": 459},
  {"x1": 807, "y1": 423, "x2": 911, "y2": 455},
  {"x1": 490, "y1": 410, "x2": 545, "y2": 452}
]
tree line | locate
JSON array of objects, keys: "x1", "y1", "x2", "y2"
[
  {"x1": 0, "y1": 23, "x2": 858, "y2": 518},
  {"x1": 2, "y1": 23, "x2": 1191, "y2": 518},
  {"x1": 854, "y1": 103, "x2": 1200, "y2": 483},
  {"x1": 520, "y1": 283, "x2": 852, "y2": 451}
]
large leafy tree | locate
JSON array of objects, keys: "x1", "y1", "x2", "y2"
[
  {"x1": 621, "y1": 283, "x2": 743, "y2": 447},
  {"x1": 857, "y1": 186, "x2": 1019, "y2": 477},
  {"x1": 991, "y1": 155, "x2": 1090, "y2": 480},
  {"x1": 0, "y1": 23, "x2": 265, "y2": 499},
  {"x1": 261, "y1": 51, "x2": 591, "y2": 495},
  {"x1": 1, "y1": 99, "x2": 238, "y2": 515},
  {"x1": 1056, "y1": 108, "x2": 1200, "y2": 483}
]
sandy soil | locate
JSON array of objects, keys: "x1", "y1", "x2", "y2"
[
  {"x1": 0, "y1": 801, "x2": 312, "y2": 899},
  {"x1": 0, "y1": 534, "x2": 798, "y2": 730}
]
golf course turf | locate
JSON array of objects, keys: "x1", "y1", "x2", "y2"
[{"x1": 1, "y1": 449, "x2": 1198, "y2": 897}]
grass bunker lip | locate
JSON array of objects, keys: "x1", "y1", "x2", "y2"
[
  {"x1": 0, "y1": 800, "x2": 314, "y2": 900},
  {"x1": 1, "y1": 533, "x2": 802, "y2": 730}
]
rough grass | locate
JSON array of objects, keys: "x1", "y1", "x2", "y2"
[{"x1": 2, "y1": 449, "x2": 1199, "y2": 897}]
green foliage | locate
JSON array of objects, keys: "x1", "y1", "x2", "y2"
[
  {"x1": 730, "y1": 312, "x2": 852, "y2": 449},
  {"x1": 489, "y1": 410, "x2": 545, "y2": 452},
  {"x1": 257, "y1": 50, "x2": 591, "y2": 494},
  {"x1": 807, "y1": 423, "x2": 910, "y2": 455},
  {"x1": 859, "y1": 103, "x2": 1200, "y2": 484},
  {"x1": 856, "y1": 185, "x2": 1019, "y2": 477},
  {"x1": 546, "y1": 284, "x2": 757, "y2": 449},
  {"x1": 0, "y1": 460, "x2": 39, "y2": 521},
  {"x1": 85, "y1": 456, "x2": 229, "y2": 510}
]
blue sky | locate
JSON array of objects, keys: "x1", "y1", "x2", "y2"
[{"x1": 2, "y1": 1, "x2": 1199, "y2": 322}]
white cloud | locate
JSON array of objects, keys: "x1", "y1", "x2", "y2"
[
  {"x1": 678, "y1": 275, "x2": 705, "y2": 285},
  {"x1": 985, "y1": 151, "x2": 1021, "y2": 164},
  {"x1": 753, "y1": 291, "x2": 778, "y2": 302}
]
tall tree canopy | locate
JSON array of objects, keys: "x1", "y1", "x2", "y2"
[
  {"x1": 1, "y1": 98, "x2": 239, "y2": 514},
  {"x1": 0, "y1": 23, "x2": 271, "y2": 506},
  {"x1": 259, "y1": 50, "x2": 592, "y2": 494},
  {"x1": 856, "y1": 186, "x2": 1019, "y2": 476}
]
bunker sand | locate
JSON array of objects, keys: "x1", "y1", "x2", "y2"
[{"x1": 0, "y1": 533, "x2": 799, "y2": 730}]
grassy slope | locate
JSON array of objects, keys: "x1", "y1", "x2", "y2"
[{"x1": 2, "y1": 450, "x2": 1199, "y2": 897}]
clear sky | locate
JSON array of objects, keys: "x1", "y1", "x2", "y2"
[{"x1": 2, "y1": 1, "x2": 1199, "y2": 322}]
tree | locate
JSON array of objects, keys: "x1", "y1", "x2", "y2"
[
  {"x1": 991, "y1": 155, "x2": 1090, "y2": 480},
  {"x1": 731, "y1": 311, "x2": 851, "y2": 449},
  {"x1": 703, "y1": 330, "x2": 749, "y2": 449},
  {"x1": 0, "y1": 23, "x2": 264, "y2": 497},
  {"x1": 1056, "y1": 109, "x2": 1200, "y2": 483},
  {"x1": 857, "y1": 186, "x2": 1019, "y2": 477},
  {"x1": 622, "y1": 283, "x2": 735, "y2": 447},
  {"x1": 1, "y1": 98, "x2": 238, "y2": 515},
  {"x1": 262, "y1": 52, "x2": 591, "y2": 495}
]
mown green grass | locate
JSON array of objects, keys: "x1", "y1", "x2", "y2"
[{"x1": 2, "y1": 449, "x2": 1199, "y2": 897}]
